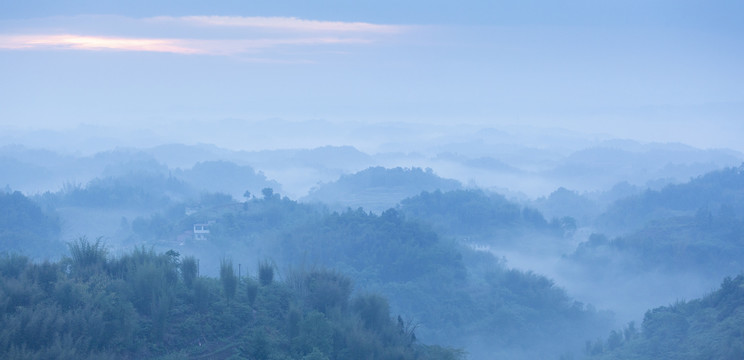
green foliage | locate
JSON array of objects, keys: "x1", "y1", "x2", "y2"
[
  {"x1": 30, "y1": 261, "x2": 58, "y2": 294},
  {"x1": 304, "y1": 166, "x2": 462, "y2": 212},
  {"x1": 400, "y1": 189, "x2": 520, "y2": 234},
  {"x1": 262, "y1": 187, "x2": 276, "y2": 200},
  {"x1": 2, "y1": 177, "x2": 615, "y2": 358},
  {"x1": 399, "y1": 189, "x2": 568, "y2": 240},
  {"x1": 67, "y1": 236, "x2": 107, "y2": 268},
  {"x1": 192, "y1": 277, "x2": 211, "y2": 313},
  {"x1": 46, "y1": 172, "x2": 191, "y2": 209},
  {"x1": 282, "y1": 208, "x2": 465, "y2": 284},
  {"x1": 0, "y1": 191, "x2": 62, "y2": 257},
  {"x1": 276, "y1": 204, "x2": 608, "y2": 357},
  {"x1": 220, "y1": 258, "x2": 238, "y2": 303},
  {"x1": 211, "y1": 192, "x2": 322, "y2": 242},
  {"x1": 66, "y1": 236, "x2": 107, "y2": 281},
  {"x1": 175, "y1": 160, "x2": 281, "y2": 199},
  {"x1": 352, "y1": 294, "x2": 391, "y2": 333},
  {"x1": 570, "y1": 166, "x2": 744, "y2": 278},
  {"x1": 0, "y1": 253, "x2": 29, "y2": 279},
  {"x1": 259, "y1": 259, "x2": 275, "y2": 286},
  {"x1": 569, "y1": 208, "x2": 744, "y2": 277},
  {"x1": 8, "y1": 172, "x2": 617, "y2": 358},
  {"x1": 180, "y1": 256, "x2": 197, "y2": 288},
  {"x1": 0, "y1": 254, "x2": 138, "y2": 358},
  {"x1": 533, "y1": 186, "x2": 602, "y2": 226},
  {"x1": 303, "y1": 269, "x2": 352, "y2": 314},
  {"x1": 244, "y1": 277, "x2": 259, "y2": 306},
  {"x1": 597, "y1": 164, "x2": 744, "y2": 232},
  {"x1": 588, "y1": 274, "x2": 744, "y2": 360},
  {"x1": 0, "y1": 246, "x2": 463, "y2": 359},
  {"x1": 294, "y1": 311, "x2": 334, "y2": 356}
]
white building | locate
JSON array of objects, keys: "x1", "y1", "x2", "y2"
[{"x1": 193, "y1": 223, "x2": 210, "y2": 240}]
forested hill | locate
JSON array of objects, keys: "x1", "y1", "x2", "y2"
[
  {"x1": 0, "y1": 240, "x2": 464, "y2": 360},
  {"x1": 37, "y1": 172, "x2": 194, "y2": 210},
  {"x1": 596, "y1": 163, "x2": 744, "y2": 234},
  {"x1": 83, "y1": 191, "x2": 612, "y2": 359},
  {"x1": 586, "y1": 274, "x2": 744, "y2": 359},
  {"x1": 303, "y1": 167, "x2": 461, "y2": 212},
  {"x1": 569, "y1": 210, "x2": 744, "y2": 278},
  {"x1": 269, "y1": 206, "x2": 611, "y2": 358},
  {"x1": 0, "y1": 191, "x2": 62, "y2": 258},
  {"x1": 174, "y1": 160, "x2": 281, "y2": 199},
  {"x1": 567, "y1": 164, "x2": 744, "y2": 278},
  {"x1": 399, "y1": 189, "x2": 575, "y2": 240}
]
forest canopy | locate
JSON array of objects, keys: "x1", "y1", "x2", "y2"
[{"x1": 0, "y1": 239, "x2": 465, "y2": 360}]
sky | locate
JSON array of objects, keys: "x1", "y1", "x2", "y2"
[{"x1": 1, "y1": 1, "x2": 743, "y2": 151}]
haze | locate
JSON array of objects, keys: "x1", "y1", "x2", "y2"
[
  {"x1": 1, "y1": 1, "x2": 744, "y2": 360},
  {"x1": 2, "y1": 1, "x2": 743, "y2": 153}
]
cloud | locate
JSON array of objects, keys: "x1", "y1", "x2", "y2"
[
  {"x1": 148, "y1": 16, "x2": 405, "y2": 34},
  {"x1": 0, "y1": 34, "x2": 200, "y2": 54},
  {"x1": 0, "y1": 34, "x2": 373, "y2": 55},
  {"x1": 0, "y1": 15, "x2": 406, "y2": 56}
]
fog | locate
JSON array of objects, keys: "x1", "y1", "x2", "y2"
[
  {"x1": 2, "y1": 2, "x2": 744, "y2": 359},
  {"x1": 4, "y1": 121, "x2": 740, "y2": 199},
  {"x1": 4, "y1": 127, "x2": 744, "y2": 359}
]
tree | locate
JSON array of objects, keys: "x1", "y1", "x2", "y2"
[
  {"x1": 181, "y1": 256, "x2": 198, "y2": 289},
  {"x1": 66, "y1": 236, "x2": 107, "y2": 280},
  {"x1": 352, "y1": 294, "x2": 391, "y2": 333},
  {"x1": 303, "y1": 269, "x2": 352, "y2": 313},
  {"x1": 262, "y1": 187, "x2": 274, "y2": 200},
  {"x1": 258, "y1": 259, "x2": 274, "y2": 286},
  {"x1": 220, "y1": 258, "x2": 237, "y2": 304},
  {"x1": 606, "y1": 330, "x2": 623, "y2": 350}
]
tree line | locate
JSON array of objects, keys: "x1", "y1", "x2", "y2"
[{"x1": 0, "y1": 238, "x2": 464, "y2": 359}]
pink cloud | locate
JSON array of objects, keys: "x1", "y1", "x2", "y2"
[
  {"x1": 148, "y1": 16, "x2": 405, "y2": 34},
  {"x1": 0, "y1": 34, "x2": 201, "y2": 54},
  {"x1": 0, "y1": 34, "x2": 373, "y2": 55},
  {"x1": 0, "y1": 16, "x2": 406, "y2": 56}
]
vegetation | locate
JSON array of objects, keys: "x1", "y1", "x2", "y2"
[
  {"x1": 399, "y1": 189, "x2": 576, "y2": 240},
  {"x1": 587, "y1": 275, "x2": 744, "y2": 359},
  {"x1": 281, "y1": 208, "x2": 464, "y2": 284},
  {"x1": 532, "y1": 187, "x2": 604, "y2": 227},
  {"x1": 0, "y1": 239, "x2": 464, "y2": 359},
  {"x1": 569, "y1": 210, "x2": 744, "y2": 278},
  {"x1": 219, "y1": 258, "x2": 238, "y2": 304},
  {"x1": 304, "y1": 167, "x2": 462, "y2": 212},
  {"x1": 37, "y1": 172, "x2": 193, "y2": 210},
  {"x1": 0, "y1": 191, "x2": 63, "y2": 257},
  {"x1": 278, "y1": 207, "x2": 611, "y2": 357},
  {"x1": 569, "y1": 165, "x2": 744, "y2": 279},
  {"x1": 88, "y1": 190, "x2": 611, "y2": 357},
  {"x1": 174, "y1": 160, "x2": 282, "y2": 198},
  {"x1": 258, "y1": 259, "x2": 275, "y2": 286},
  {"x1": 207, "y1": 190, "x2": 323, "y2": 244},
  {"x1": 5, "y1": 158, "x2": 744, "y2": 359},
  {"x1": 596, "y1": 164, "x2": 744, "y2": 233}
]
